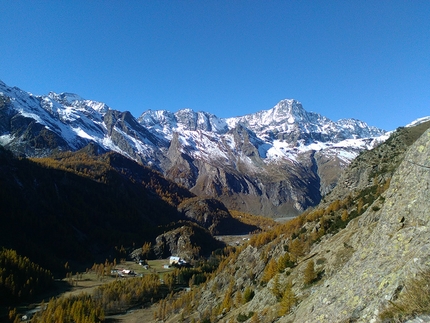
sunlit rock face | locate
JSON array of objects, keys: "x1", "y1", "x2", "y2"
[{"x1": 279, "y1": 127, "x2": 430, "y2": 323}]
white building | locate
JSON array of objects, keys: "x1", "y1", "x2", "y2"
[
  {"x1": 169, "y1": 256, "x2": 181, "y2": 265},
  {"x1": 169, "y1": 256, "x2": 187, "y2": 266}
]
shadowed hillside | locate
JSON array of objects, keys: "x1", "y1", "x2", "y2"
[{"x1": 0, "y1": 145, "x2": 208, "y2": 273}]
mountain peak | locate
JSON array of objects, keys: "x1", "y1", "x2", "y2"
[
  {"x1": 274, "y1": 98, "x2": 303, "y2": 111},
  {"x1": 271, "y1": 99, "x2": 309, "y2": 123},
  {"x1": 47, "y1": 92, "x2": 84, "y2": 104},
  {"x1": 139, "y1": 108, "x2": 228, "y2": 135}
]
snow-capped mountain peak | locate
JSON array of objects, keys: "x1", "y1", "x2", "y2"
[
  {"x1": 47, "y1": 91, "x2": 84, "y2": 104},
  {"x1": 138, "y1": 108, "x2": 229, "y2": 138},
  {"x1": 0, "y1": 79, "x2": 397, "y2": 216},
  {"x1": 44, "y1": 91, "x2": 110, "y2": 115},
  {"x1": 271, "y1": 99, "x2": 308, "y2": 122}
]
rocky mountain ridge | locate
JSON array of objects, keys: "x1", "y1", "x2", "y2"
[
  {"x1": 281, "y1": 122, "x2": 430, "y2": 323},
  {"x1": 0, "y1": 80, "x2": 388, "y2": 216}
]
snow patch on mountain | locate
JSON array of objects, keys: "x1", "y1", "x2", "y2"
[
  {"x1": 0, "y1": 134, "x2": 14, "y2": 145},
  {"x1": 406, "y1": 116, "x2": 430, "y2": 128}
]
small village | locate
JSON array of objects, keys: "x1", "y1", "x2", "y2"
[
  {"x1": 18, "y1": 256, "x2": 192, "y2": 322},
  {"x1": 110, "y1": 256, "x2": 189, "y2": 279}
]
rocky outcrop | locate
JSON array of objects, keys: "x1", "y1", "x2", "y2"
[
  {"x1": 153, "y1": 223, "x2": 224, "y2": 260},
  {"x1": 177, "y1": 197, "x2": 257, "y2": 235},
  {"x1": 178, "y1": 198, "x2": 233, "y2": 234},
  {"x1": 165, "y1": 132, "x2": 199, "y2": 188},
  {"x1": 0, "y1": 92, "x2": 73, "y2": 155},
  {"x1": 181, "y1": 149, "x2": 323, "y2": 218},
  {"x1": 327, "y1": 121, "x2": 430, "y2": 203},
  {"x1": 102, "y1": 110, "x2": 168, "y2": 165},
  {"x1": 279, "y1": 128, "x2": 430, "y2": 323}
]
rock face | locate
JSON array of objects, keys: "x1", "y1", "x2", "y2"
[
  {"x1": 150, "y1": 101, "x2": 386, "y2": 217},
  {"x1": 281, "y1": 128, "x2": 430, "y2": 322},
  {"x1": 328, "y1": 121, "x2": 430, "y2": 202},
  {"x1": 177, "y1": 197, "x2": 257, "y2": 235},
  {"x1": 0, "y1": 81, "x2": 168, "y2": 166},
  {"x1": 153, "y1": 223, "x2": 224, "y2": 260},
  {"x1": 178, "y1": 198, "x2": 235, "y2": 235}
]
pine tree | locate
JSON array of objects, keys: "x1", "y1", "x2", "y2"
[
  {"x1": 341, "y1": 209, "x2": 349, "y2": 222},
  {"x1": 220, "y1": 290, "x2": 232, "y2": 313},
  {"x1": 288, "y1": 238, "x2": 304, "y2": 261},
  {"x1": 142, "y1": 242, "x2": 151, "y2": 259},
  {"x1": 250, "y1": 312, "x2": 260, "y2": 323},
  {"x1": 164, "y1": 272, "x2": 175, "y2": 291},
  {"x1": 303, "y1": 260, "x2": 317, "y2": 285},
  {"x1": 243, "y1": 286, "x2": 255, "y2": 303},
  {"x1": 261, "y1": 258, "x2": 278, "y2": 283},
  {"x1": 235, "y1": 289, "x2": 243, "y2": 306},
  {"x1": 278, "y1": 253, "x2": 294, "y2": 272},
  {"x1": 357, "y1": 197, "x2": 364, "y2": 214},
  {"x1": 8, "y1": 308, "x2": 17, "y2": 321},
  {"x1": 271, "y1": 274, "x2": 283, "y2": 301},
  {"x1": 279, "y1": 281, "x2": 296, "y2": 316}
]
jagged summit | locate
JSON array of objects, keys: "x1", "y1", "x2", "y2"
[
  {"x1": 0, "y1": 80, "x2": 391, "y2": 216},
  {"x1": 228, "y1": 99, "x2": 312, "y2": 128},
  {"x1": 47, "y1": 91, "x2": 84, "y2": 103},
  {"x1": 138, "y1": 108, "x2": 229, "y2": 137},
  {"x1": 227, "y1": 99, "x2": 384, "y2": 145}
]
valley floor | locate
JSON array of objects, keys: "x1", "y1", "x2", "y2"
[{"x1": 12, "y1": 259, "x2": 176, "y2": 323}]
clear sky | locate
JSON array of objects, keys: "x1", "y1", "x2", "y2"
[{"x1": 1, "y1": 1, "x2": 429, "y2": 131}]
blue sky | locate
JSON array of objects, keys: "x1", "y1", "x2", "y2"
[{"x1": 1, "y1": 1, "x2": 429, "y2": 131}]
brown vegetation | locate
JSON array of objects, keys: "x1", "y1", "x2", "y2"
[
  {"x1": 379, "y1": 268, "x2": 430, "y2": 322},
  {"x1": 0, "y1": 248, "x2": 53, "y2": 304}
]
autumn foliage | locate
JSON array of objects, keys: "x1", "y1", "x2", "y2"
[{"x1": 0, "y1": 248, "x2": 53, "y2": 304}]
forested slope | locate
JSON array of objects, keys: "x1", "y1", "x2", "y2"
[{"x1": 0, "y1": 145, "x2": 198, "y2": 273}]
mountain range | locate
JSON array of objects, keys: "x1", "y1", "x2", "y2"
[
  {"x1": 0, "y1": 80, "x2": 388, "y2": 217},
  {"x1": 2, "y1": 79, "x2": 430, "y2": 322}
]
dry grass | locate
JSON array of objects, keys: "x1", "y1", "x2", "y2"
[
  {"x1": 37, "y1": 260, "x2": 172, "y2": 303},
  {"x1": 379, "y1": 269, "x2": 430, "y2": 322}
]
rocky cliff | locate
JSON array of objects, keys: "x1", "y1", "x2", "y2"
[
  {"x1": 162, "y1": 122, "x2": 430, "y2": 323},
  {"x1": 284, "y1": 125, "x2": 430, "y2": 322}
]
